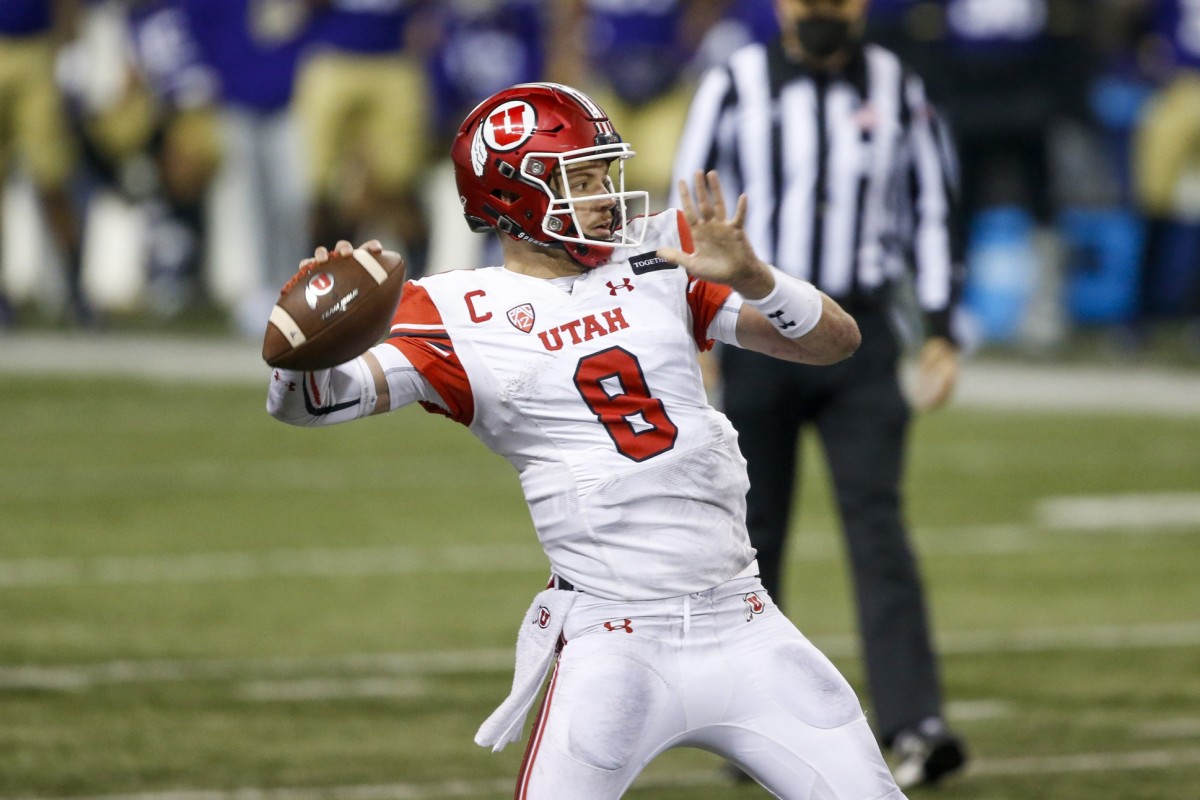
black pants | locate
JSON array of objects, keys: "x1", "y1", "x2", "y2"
[{"x1": 720, "y1": 306, "x2": 942, "y2": 744}]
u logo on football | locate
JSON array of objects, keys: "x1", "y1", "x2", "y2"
[{"x1": 305, "y1": 273, "x2": 334, "y2": 309}]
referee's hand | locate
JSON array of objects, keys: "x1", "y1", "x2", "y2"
[
  {"x1": 914, "y1": 337, "x2": 959, "y2": 411},
  {"x1": 657, "y1": 170, "x2": 775, "y2": 300}
]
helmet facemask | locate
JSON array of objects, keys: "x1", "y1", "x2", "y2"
[{"x1": 522, "y1": 142, "x2": 649, "y2": 257}]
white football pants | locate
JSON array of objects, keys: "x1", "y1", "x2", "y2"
[{"x1": 515, "y1": 575, "x2": 907, "y2": 799}]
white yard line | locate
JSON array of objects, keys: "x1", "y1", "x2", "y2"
[
  {"x1": 0, "y1": 334, "x2": 268, "y2": 386},
  {"x1": 234, "y1": 677, "x2": 428, "y2": 702},
  {"x1": 967, "y1": 746, "x2": 1200, "y2": 777},
  {"x1": 2, "y1": 780, "x2": 519, "y2": 800},
  {"x1": 1132, "y1": 718, "x2": 1200, "y2": 739},
  {"x1": 3, "y1": 333, "x2": 1200, "y2": 415},
  {"x1": 2, "y1": 620, "x2": 1197, "y2": 692},
  {"x1": 4, "y1": 747, "x2": 1199, "y2": 800},
  {"x1": 0, "y1": 544, "x2": 543, "y2": 589},
  {"x1": 944, "y1": 699, "x2": 1015, "y2": 721},
  {"x1": 0, "y1": 649, "x2": 515, "y2": 691},
  {"x1": 1037, "y1": 492, "x2": 1200, "y2": 531},
  {"x1": 951, "y1": 361, "x2": 1200, "y2": 417}
]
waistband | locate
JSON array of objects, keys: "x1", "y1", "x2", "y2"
[{"x1": 547, "y1": 559, "x2": 760, "y2": 597}]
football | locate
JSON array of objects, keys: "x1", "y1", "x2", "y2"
[{"x1": 262, "y1": 248, "x2": 406, "y2": 370}]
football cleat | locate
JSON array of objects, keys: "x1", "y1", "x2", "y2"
[{"x1": 891, "y1": 717, "x2": 968, "y2": 789}]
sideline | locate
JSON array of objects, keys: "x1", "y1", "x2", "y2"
[{"x1": 2, "y1": 332, "x2": 1200, "y2": 415}]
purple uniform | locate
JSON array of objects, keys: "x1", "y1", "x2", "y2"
[
  {"x1": 179, "y1": 0, "x2": 308, "y2": 112},
  {"x1": 428, "y1": 0, "x2": 544, "y2": 137},
  {"x1": 0, "y1": 0, "x2": 51, "y2": 36},
  {"x1": 126, "y1": 1, "x2": 217, "y2": 109},
  {"x1": 309, "y1": 0, "x2": 413, "y2": 54},
  {"x1": 1154, "y1": 0, "x2": 1200, "y2": 71},
  {"x1": 869, "y1": 0, "x2": 914, "y2": 24},
  {"x1": 585, "y1": 0, "x2": 691, "y2": 104},
  {"x1": 723, "y1": 0, "x2": 778, "y2": 44}
]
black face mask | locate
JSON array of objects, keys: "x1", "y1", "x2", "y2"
[{"x1": 795, "y1": 17, "x2": 853, "y2": 61}]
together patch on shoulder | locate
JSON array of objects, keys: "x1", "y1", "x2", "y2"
[{"x1": 629, "y1": 252, "x2": 677, "y2": 275}]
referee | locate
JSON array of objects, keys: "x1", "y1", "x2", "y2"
[{"x1": 672, "y1": 0, "x2": 966, "y2": 789}]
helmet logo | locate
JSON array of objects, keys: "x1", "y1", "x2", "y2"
[{"x1": 483, "y1": 101, "x2": 536, "y2": 152}]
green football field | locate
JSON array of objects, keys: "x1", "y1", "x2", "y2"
[{"x1": 1, "y1": 362, "x2": 1198, "y2": 799}]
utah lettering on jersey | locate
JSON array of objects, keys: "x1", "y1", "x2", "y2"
[{"x1": 538, "y1": 307, "x2": 630, "y2": 351}]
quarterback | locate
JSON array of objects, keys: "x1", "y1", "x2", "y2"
[{"x1": 268, "y1": 82, "x2": 907, "y2": 799}]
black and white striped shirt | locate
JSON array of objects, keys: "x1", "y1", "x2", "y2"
[{"x1": 671, "y1": 39, "x2": 961, "y2": 340}]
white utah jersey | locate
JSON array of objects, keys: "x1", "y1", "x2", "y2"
[{"x1": 385, "y1": 211, "x2": 754, "y2": 600}]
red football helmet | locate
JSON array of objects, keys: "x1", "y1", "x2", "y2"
[{"x1": 451, "y1": 82, "x2": 649, "y2": 269}]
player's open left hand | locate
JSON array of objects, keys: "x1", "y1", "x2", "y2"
[{"x1": 657, "y1": 170, "x2": 774, "y2": 300}]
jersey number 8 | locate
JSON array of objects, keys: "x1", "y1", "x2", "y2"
[{"x1": 573, "y1": 347, "x2": 679, "y2": 462}]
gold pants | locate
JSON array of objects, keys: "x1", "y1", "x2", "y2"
[
  {"x1": 293, "y1": 50, "x2": 433, "y2": 200},
  {"x1": 1134, "y1": 71, "x2": 1200, "y2": 217},
  {"x1": 0, "y1": 35, "x2": 77, "y2": 189}
]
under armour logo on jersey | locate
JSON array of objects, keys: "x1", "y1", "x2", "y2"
[
  {"x1": 607, "y1": 279, "x2": 634, "y2": 295},
  {"x1": 535, "y1": 605, "x2": 551, "y2": 629},
  {"x1": 743, "y1": 593, "x2": 765, "y2": 622},
  {"x1": 603, "y1": 619, "x2": 633, "y2": 633},
  {"x1": 768, "y1": 310, "x2": 797, "y2": 330},
  {"x1": 273, "y1": 371, "x2": 296, "y2": 392}
]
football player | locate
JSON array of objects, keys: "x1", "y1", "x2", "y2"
[{"x1": 267, "y1": 82, "x2": 908, "y2": 799}]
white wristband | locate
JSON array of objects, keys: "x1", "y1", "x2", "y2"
[{"x1": 743, "y1": 267, "x2": 823, "y2": 339}]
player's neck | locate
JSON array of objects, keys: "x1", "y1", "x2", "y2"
[{"x1": 502, "y1": 239, "x2": 587, "y2": 280}]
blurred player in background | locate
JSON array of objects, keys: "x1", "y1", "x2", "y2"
[
  {"x1": 184, "y1": 0, "x2": 312, "y2": 336},
  {"x1": 427, "y1": 0, "x2": 547, "y2": 145},
  {"x1": 673, "y1": 0, "x2": 967, "y2": 788},
  {"x1": 264, "y1": 81, "x2": 923, "y2": 799},
  {"x1": 422, "y1": 0, "x2": 548, "y2": 273},
  {"x1": 0, "y1": 0, "x2": 93, "y2": 327},
  {"x1": 547, "y1": 0, "x2": 731, "y2": 210},
  {"x1": 294, "y1": 0, "x2": 436, "y2": 277},
  {"x1": 79, "y1": 0, "x2": 222, "y2": 318},
  {"x1": 1128, "y1": 0, "x2": 1200, "y2": 347},
  {"x1": 918, "y1": 0, "x2": 1094, "y2": 350}
]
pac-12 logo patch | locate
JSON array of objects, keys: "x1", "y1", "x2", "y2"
[
  {"x1": 743, "y1": 592, "x2": 765, "y2": 622},
  {"x1": 507, "y1": 303, "x2": 536, "y2": 333},
  {"x1": 483, "y1": 101, "x2": 537, "y2": 151},
  {"x1": 305, "y1": 273, "x2": 334, "y2": 309}
]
